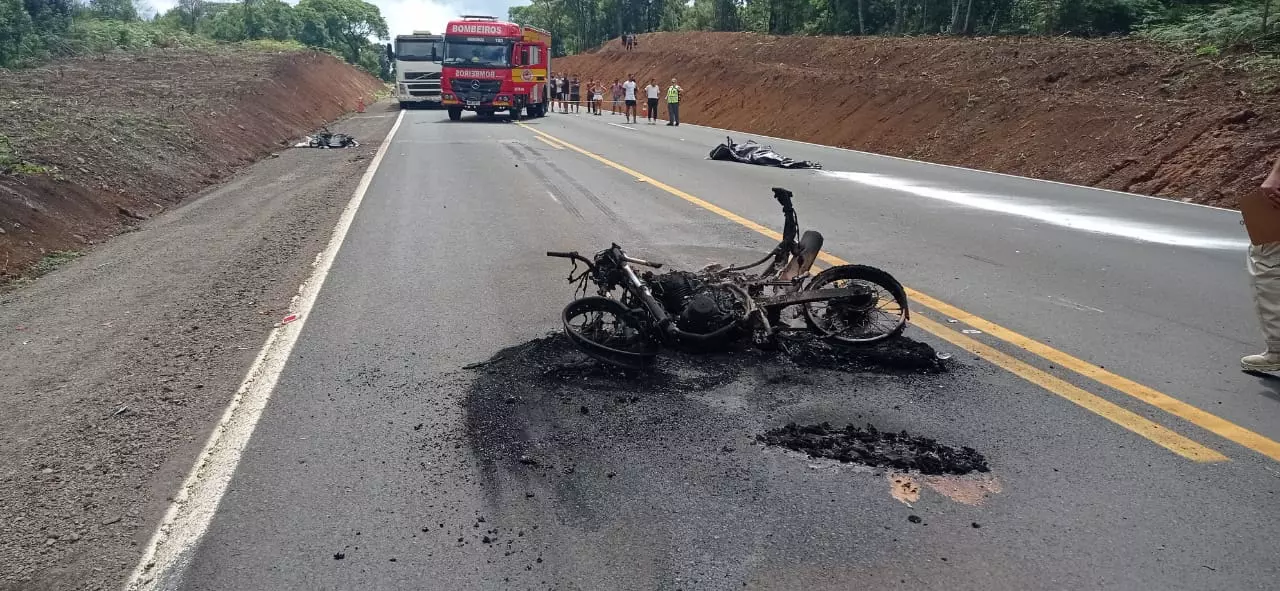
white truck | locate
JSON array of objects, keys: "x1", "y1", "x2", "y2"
[{"x1": 390, "y1": 31, "x2": 444, "y2": 109}]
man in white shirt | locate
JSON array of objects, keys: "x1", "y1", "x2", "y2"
[
  {"x1": 644, "y1": 79, "x2": 660, "y2": 124},
  {"x1": 622, "y1": 75, "x2": 638, "y2": 123}
]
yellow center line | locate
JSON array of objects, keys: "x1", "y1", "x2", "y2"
[
  {"x1": 533, "y1": 135, "x2": 566, "y2": 150},
  {"x1": 516, "y1": 121, "x2": 1273, "y2": 464},
  {"x1": 911, "y1": 315, "x2": 1226, "y2": 462}
]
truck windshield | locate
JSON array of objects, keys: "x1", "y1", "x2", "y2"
[
  {"x1": 443, "y1": 39, "x2": 511, "y2": 68},
  {"x1": 396, "y1": 40, "x2": 441, "y2": 62}
]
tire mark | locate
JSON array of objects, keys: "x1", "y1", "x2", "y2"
[
  {"x1": 542, "y1": 160, "x2": 621, "y2": 223},
  {"x1": 502, "y1": 143, "x2": 531, "y2": 163},
  {"x1": 521, "y1": 160, "x2": 583, "y2": 220}
]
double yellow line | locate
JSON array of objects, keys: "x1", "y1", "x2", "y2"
[{"x1": 518, "y1": 121, "x2": 1280, "y2": 464}]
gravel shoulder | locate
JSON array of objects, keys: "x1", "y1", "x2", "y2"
[{"x1": 0, "y1": 105, "x2": 399, "y2": 591}]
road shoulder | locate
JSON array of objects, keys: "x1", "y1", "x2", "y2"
[{"x1": 0, "y1": 106, "x2": 400, "y2": 591}]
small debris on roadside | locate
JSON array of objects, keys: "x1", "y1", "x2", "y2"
[
  {"x1": 908, "y1": 515, "x2": 923, "y2": 524},
  {"x1": 971, "y1": 522, "x2": 982, "y2": 528},
  {"x1": 295, "y1": 128, "x2": 359, "y2": 149},
  {"x1": 333, "y1": 552, "x2": 345, "y2": 560}
]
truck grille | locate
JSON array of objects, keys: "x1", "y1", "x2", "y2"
[
  {"x1": 450, "y1": 79, "x2": 502, "y2": 99},
  {"x1": 403, "y1": 72, "x2": 442, "y2": 97}
]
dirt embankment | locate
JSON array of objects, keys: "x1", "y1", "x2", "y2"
[
  {"x1": 0, "y1": 48, "x2": 383, "y2": 280},
  {"x1": 559, "y1": 32, "x2": 1280, "y2": 207}
]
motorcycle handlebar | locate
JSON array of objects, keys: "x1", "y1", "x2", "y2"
[
  {"x1": 772, "y1": 187, "x2": 794, "y2": 209},
  {"x1": 546, "y1": 251, "x2": 595, "y2": 268}
]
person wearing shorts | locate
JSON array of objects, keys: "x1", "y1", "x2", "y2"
[
  {"x1": 622, "y1": 74, "x2": 638, "y2": 123},
  {"x1": 568, "y1": 76, "x2": 580, "y2": 113},
  {"x1": 644, "y1": 79, "x2": 660, "y2": 124},
  {"x1": 611, "y1": 80, "x2": 622, "y2": 115},
  {"x1": 591, "y1": 82, "x2": 604, "y2": 115}
]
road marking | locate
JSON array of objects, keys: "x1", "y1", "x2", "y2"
[
  {"x1": 905, "y1": 287, "x2": 1280, "y2": 463},
  {"x1": 126, "y1": 109, "x2": 407, "y2": 590},
  {"x1": 516, "y1": 121, "x2": 1268, "y2": 463},
  {"x1": 607, "y1": 122, "x2": 637, "y2": 131},
  {"x1": 821, "y1": 171, "x2": 1246, "y2": 250},
  {"x1": 534, "y1": 135, "x2": 565, "y2": 150},
  {"x1": 678, "y1": 120, "x2": 1236, "y2": 213},
  {"x1": 911, "y1": 314, "x2": 1226, "y2": 462}
]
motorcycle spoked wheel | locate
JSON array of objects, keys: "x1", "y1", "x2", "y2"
[
  {"x1": 800, "y1": 264, "x2": 909, "y2": 345},
  {"x1": 561, "y1": 296, "x2": 659, "y2": 370}
]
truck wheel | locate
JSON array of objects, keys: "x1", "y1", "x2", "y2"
[
  {"x1": 399, "y1": 101, "x2": 408, "y2": 110},
  {"x1": 510, "y1": 107, "x2": 521, "y2": 121},
  {"x1": 447, "y1": 108, "x2": 462, "y2": 121}
]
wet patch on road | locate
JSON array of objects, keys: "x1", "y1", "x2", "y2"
[{"x1": 757, "y1": 422, "x2": 989, "y2": 475}]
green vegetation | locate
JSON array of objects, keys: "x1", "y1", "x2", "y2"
[
  {"x1": 29, "y1": 250, "x2": 82, "y2": 277},
  {"x1": 1, "y1": 0, "x2": 390, "y2": 78},
  {"x1": 0, "y1": 135, "x2": 55, "y2": 176},
  {"x1": 510, "y1": 0, "x2": 1280, "y2": 56}
]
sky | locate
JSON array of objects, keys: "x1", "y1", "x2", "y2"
[{"x1": 143, "y1": 0, "x2": 529, "y2": 38}]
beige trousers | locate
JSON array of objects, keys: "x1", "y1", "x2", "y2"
[{"x1": 1249, "y1": 243, "x2": 1280, "y2": 351}]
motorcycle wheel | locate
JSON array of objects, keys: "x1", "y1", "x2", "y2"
[
  {"x1": 801, "y1": 264, "x2": 909, "y2": 345},
  {"x1": 562, "y1": 297, "x2": 658, "y2": 370}
]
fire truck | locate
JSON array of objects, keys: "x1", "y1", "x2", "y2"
[{"x1": 441, "y1": 15, "x2": 551, "y2": 121}]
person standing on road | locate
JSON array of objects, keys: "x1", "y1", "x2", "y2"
[
  {"x1": 622, "y1": 75, "x2": 638, "y2": 123},
  {"x1": 569, "y1": 75, "x2": 581, "y2": 114},
  {"x1": 644, "y1": 78, "x2": 660, "y2": 124},
  {"x1": 611, "y1": 79, "x2": 623, "y2": 115},
  {"x1": 558, "y1": 75, "x2": 568, "y2": 113},
  {"x1": 1243, "y1": 156, "x2": 1280, "y2": 372},
  {"x1": 551, "y1": 75, "x2": 562, "y2": 112},
  {"x1": 665, "y1": 78, "x2": 682, "y2": 126},
  {"x1": 591, "y1": 81, "x2": 604, "y2": 115}
]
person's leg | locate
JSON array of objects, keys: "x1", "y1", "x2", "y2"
[
  {"x1": 672, "y1": 103, "x2": 680, "y2": 126},
  {"x1": 1245, "y1": 243, "x2": 1280, "y2": 370},
  {"x1": 666, "y1": 102, "x2": 674, "y2": 125}
]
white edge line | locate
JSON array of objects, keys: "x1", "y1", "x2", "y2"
[
  {"x1": 675, "y1": 120, "x2": 1237, "y2": 213},
  {"x1": 123, "y1": 108, "x2": 406, "y2": 591}
]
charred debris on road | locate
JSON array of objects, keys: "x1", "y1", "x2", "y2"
[{"x1": 461, "y1": 332, "x2": 989, "y2": 475}]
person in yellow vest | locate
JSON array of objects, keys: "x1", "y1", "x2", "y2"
[
  {"x1": 1244, "y1": 155, "x2": 1280, "y2": 372},
  {"x1": 665, "y1": 78, "x2": 683, "y2": 126}
]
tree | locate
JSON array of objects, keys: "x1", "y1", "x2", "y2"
[
  {"x1": 89, "y1": 0, "x2": 138, "y2": 21},
  {"x1": 1, "y1": 0, "x2": 38, "y2": 66},
  {"x1": 174, "y1": 0, "x2": 203, "y2": 32},
  {"x1": 296, "y1": 0, "x2": 387, "y2": 75}
]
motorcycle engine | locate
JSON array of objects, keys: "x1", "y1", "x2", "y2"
[
  {"x1": 646, "y1": 271, "x2": 743, "y2": 338},
  {"x1": 676, "y1": 286, "x2": 742, "y2": 336}
]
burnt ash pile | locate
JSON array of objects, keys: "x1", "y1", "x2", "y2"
[
  {"x1": 467, "y1": 330, "x2": 947, "y2": 388},
  {"x1": 781, "y1": 333, "x2": 946, "y2": 374},
  {"x1": 758, "y1": 422, "x2": 989, "y2": 475}
]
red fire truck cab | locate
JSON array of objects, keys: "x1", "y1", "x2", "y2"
[{"x1": 441, "y1": 16, "x2": 551, "y2": 121}]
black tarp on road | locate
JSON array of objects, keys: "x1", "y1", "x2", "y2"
[{"x1": 708, "y1": 136, "x2": 822, "y2": 169}]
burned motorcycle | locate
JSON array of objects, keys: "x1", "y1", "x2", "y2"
[{"x1": 547, "y1": 187, "x2": 910, "y2": 369}]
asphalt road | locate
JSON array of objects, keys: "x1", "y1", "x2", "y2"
[{"x1": 164, "y1": 108, "x2": 1279, "y2": 590}]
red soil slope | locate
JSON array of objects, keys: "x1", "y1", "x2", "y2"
[
  {"x1": 559, "y1": 32, "x2": 1279, "y2": 208},
  {"x1": 0, "y1": 48, "x2": 383, "y2": 279}
]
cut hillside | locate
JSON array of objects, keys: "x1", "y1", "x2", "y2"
[
  {"x1": 558, "y1": 32, "x2": 1280, "y2": 208},
  {"x1": 0, "y1": 47, "x2": 383, "y2": 280}
]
